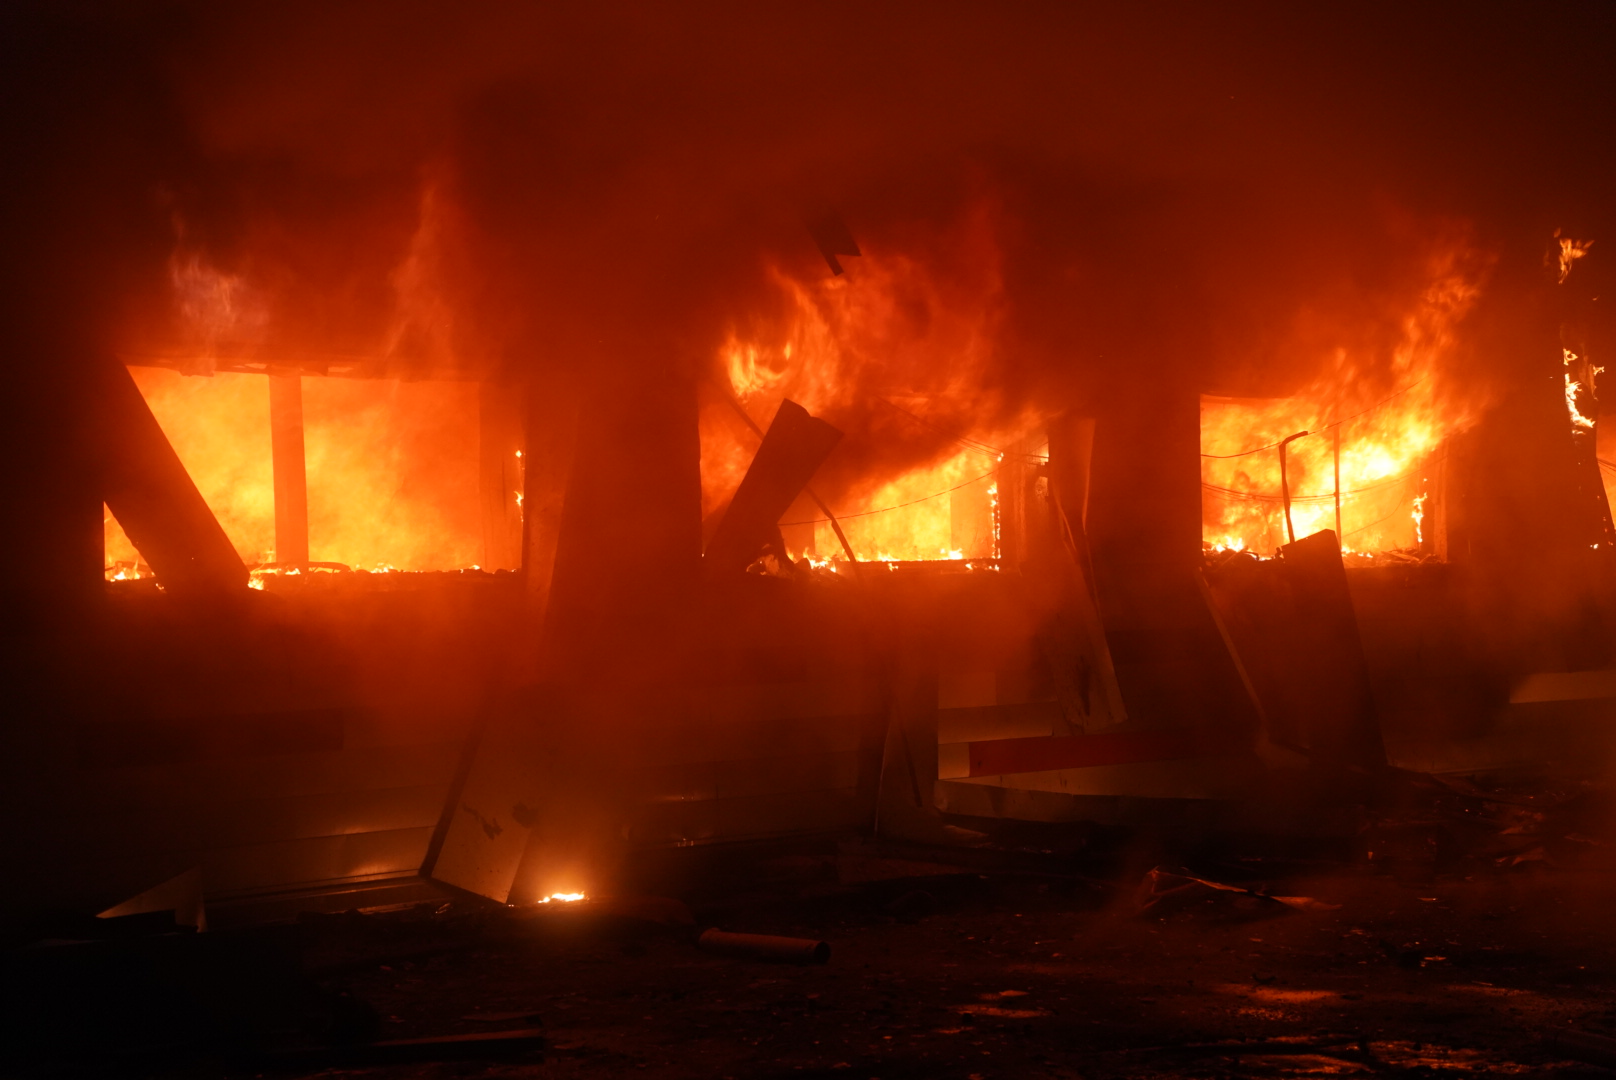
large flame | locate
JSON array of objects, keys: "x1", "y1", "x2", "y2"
[
  {"x1": 1201, "y1": 246, "x2": 1487, "y2": 557},
  {"x1": 106, "y1": 367, "x2": 482, "y2": 572},
  {"x1": 701, "y1": 205, "x2": 1032, "y2": 564}
]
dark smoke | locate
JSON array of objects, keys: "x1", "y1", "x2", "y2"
[{"x1": 3, "y1": 1, "x2": 1616, "y2": 593}]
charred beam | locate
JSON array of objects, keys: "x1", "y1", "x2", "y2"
[
  {"x1": 101, "y1": 361, "x2": 246, "y2": 594},
  {"x1": 704, "y1": 400, "x2": 842, "y2": 575}
]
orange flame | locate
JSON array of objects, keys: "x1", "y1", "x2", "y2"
[
  {"x1": 1555, "y1": 229, "x2": 1593, "y2": 285},
  {"x1": 1201, "y1": 244, "x2": 1487, "y2": 557},
  {"x1": 702, "y1": 205, "x2": 1032, "y2": 563},
  {"x1": 107, "y1": 367, "x2": 483, "y2": 571}
]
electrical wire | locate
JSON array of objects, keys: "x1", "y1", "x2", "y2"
[
  {"x1": 1199, "y1": 375, "x2": 1433, "y2": 460},
  {"x1": 873, "y1": 396, "x2": 1045, "y2": 462},
  {"x1": 1201, "y1": 468, "x2": 1424, "y2": 503},
  {"x1": 1340, "y1": 490, "x2": 1413, "y2": 539},
  {"x1": 780, "y1": 466, "x2": 1001, "y2": 526}
]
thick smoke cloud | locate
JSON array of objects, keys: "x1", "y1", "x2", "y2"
[
  {"x1": 3, "y1": 1, "x2": 1615, "y2": 592},
  {"x1": 8, "y1": 3, "x2": 1615, "y2": 383}
]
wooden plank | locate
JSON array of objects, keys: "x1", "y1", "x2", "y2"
[
  {"x1": 704, "y1": 400, "x2": 842, "y2": 575},
  {"x1": 1201, "y1": 529, "x2": 1384, "y2": 768}
]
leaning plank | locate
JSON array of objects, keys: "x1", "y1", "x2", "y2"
[
  {"x1": 1200, "y1": 529, "x2": 1385, "y2": 770},
  {"x1": 704, "y1": 400, "x2": 842, "y2": 575},
  {"x1": 100, "y1": 361, "x2": 245, "y2": 593},
  {"x1": 1276, "y1": 529, "x2": 1386, "y2": 768}
]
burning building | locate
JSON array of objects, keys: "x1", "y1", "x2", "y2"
[{"x1": 4, "y1": 3, "x2": 1616, "y2": 1074}]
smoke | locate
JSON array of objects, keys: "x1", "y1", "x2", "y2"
[
  {"x1": 5, "y1": 1, "x2": 1616, "y2": 591},
  {"x1": 5, "y1": 3, "x2": 1612, "y2": 379}
]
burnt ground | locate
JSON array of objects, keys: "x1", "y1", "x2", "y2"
[
  {"x1": 287, "y1": 866, "x2": 1616, "y2": 1079},
  {"x1": 19, "y1": 771, "x2": 1616, "y2": 1079}
]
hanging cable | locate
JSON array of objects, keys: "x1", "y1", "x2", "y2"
[
  {"x1": 780, "y1": 466, "x2": 1001, "y2": 526},
  {"x1": 1199, "y1": 375, "x2": 1433, "y2": 459},
  {"x1": 873, "y1": 396, "x2": 1041, "y2": 462}
]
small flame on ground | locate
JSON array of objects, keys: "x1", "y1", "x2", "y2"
[{"x1": 537, "y1": 892, "x2": 587, "y2": 904}]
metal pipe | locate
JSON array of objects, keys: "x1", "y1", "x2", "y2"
[
  {"x1": 1278, "y1": 431, "x2": 1311, "y2": 545},
  {"x1": 697, "y1": 928, "x2": 830, "y2": 964}
]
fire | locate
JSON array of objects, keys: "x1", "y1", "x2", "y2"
[
  {"x1": 105, "y1": 368, "x2": 484, "y2": 572},
  {"x1": 702, "y1": 204, "x2": 1031, "y2": 564},
  {"x1": 1201, "y1": 244, "x2": 1487, "y2": 557},
  {"x1": 1564, "y1": 348, "x2": 1600, "y2": 433},
  {"x1": 536, "y1": 892, "x2": 587, "y2": 904},
  {"x1": 1556, "y1": 229, "x2": 1593, "y2": 285}
]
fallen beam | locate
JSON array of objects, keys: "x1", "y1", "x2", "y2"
[
  {"x1": 100, "y1": 361, "x2": 246, "y2": 595},
  {"x1": 703, "y1": 399, "x2": 842, "y2": 575}
]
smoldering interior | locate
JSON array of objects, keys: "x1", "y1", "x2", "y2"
[{"x1": 5, "y1": 4, "x2": 1616, "y2": 1076}]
